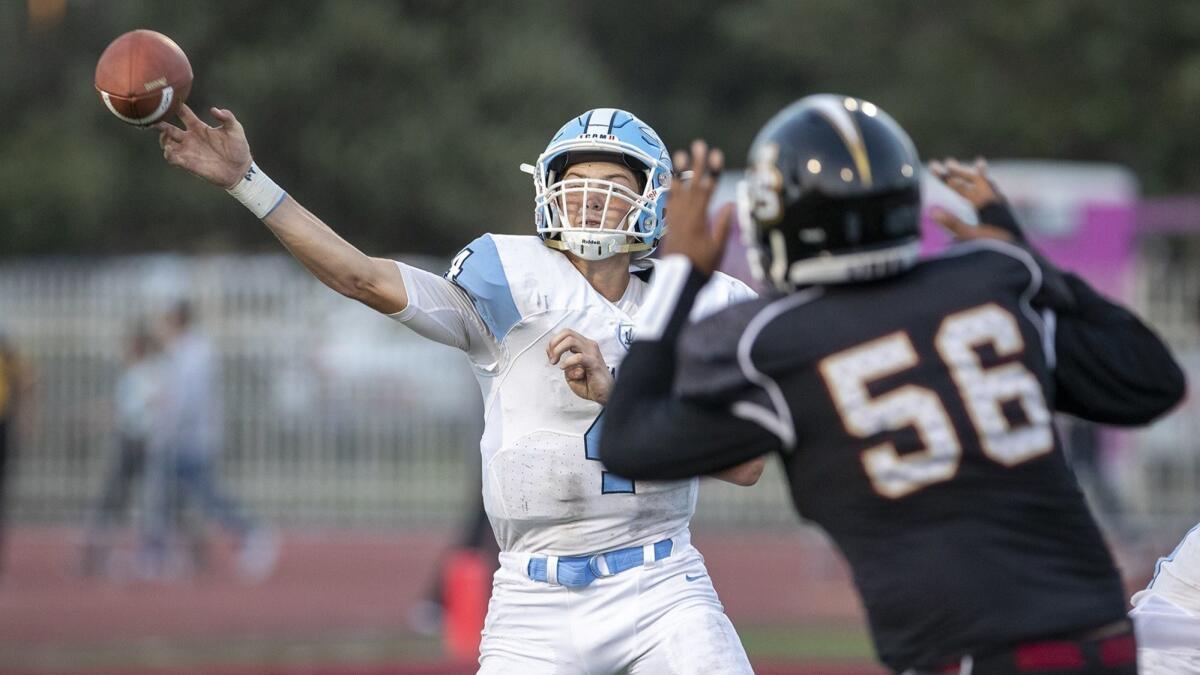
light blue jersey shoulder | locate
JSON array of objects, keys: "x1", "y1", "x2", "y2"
[{"x1": 445, "y1": 234, "x2": 555, "y2": 341}]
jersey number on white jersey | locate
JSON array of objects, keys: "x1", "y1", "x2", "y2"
[{"x1": 585, "y1": 412, "x2": 635, "y2": 493}]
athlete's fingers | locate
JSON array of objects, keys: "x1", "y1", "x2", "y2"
[
  {"x1": 941, "y1": 159, "x2": 986, "y2": 185},
  {"x1": 707, "y1": 147, "x2": 725, "y2": 177},
  {"x1": 700, "y1": 146, "x2": 724, "y2": 197},
  {"x1": 548, "y1": 338, "x2": 581, "y2": 364},
  {"x1": 547, "y1": 329, "x2": 579, "y2": 361},
  {"x1": 972, "y1": 224, "x2": 1016, "y2": 242},
  {"x1": 548, "y1": 331, "x2": 599, "y2": 364},
  {"x1": 159, "y1": 130, "x2": 183, "y2": 151},
  {"x1": 154, "y1": 122, "x2": 185, "y2": 145},
  {"x1": 692, "y1": 140, "x2": 713, "y2": 190},
  {"x1": 931, "y1": 159, "x2": 984, "y2": 190},
  {"x1": 559, "y1": 352, "x2": 593, "y2": 373},
  {"x1": 947, "y1": 176, "x2": 973, "y2": 193},
  {"x1": 176, "y1": 103, "x2": 205, "y2": 131},
  {"x1": 673, "y1": 149, "x2": 691, "y2": 177},
  {"x1": 163, "y1": 143, "x2": 185, "y2": 167},
  {"x1": 210, "y1": 107, "x2": 244, "y2": 134},
  {"x1": 974, "y1": 157, "x2": 989, "y2": 178},
  {"x1": 931, "y1": 208, "x2": 973, "y2": 239},
  {"x1": 548, "y1": 328, "x2": 585, "y2": 349}
]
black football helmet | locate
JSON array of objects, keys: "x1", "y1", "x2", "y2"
[{"x1": 737, "y1": 94, "x2": 922, "y2": 292}]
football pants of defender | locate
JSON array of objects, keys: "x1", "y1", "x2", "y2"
[
  {"x1": 905, "y1": 621, "x2": 1137, "y2": 675},
  {"x1": 479, "y1": 539, "x2": 752, "y2": 674}
]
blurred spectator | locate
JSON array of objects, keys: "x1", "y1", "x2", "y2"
[
  {"x1": 80, "y1": 325, "x2": 165, "y2": 578},
  {"x1": 408, "y1": 493, "x2": 499, "y2": 636},
  {"x1": 139, "y1": 301, "x2": 278, "y2": 583},
  {"x1": 0, "y1": 332, "x2": 32, "y2": 577}
]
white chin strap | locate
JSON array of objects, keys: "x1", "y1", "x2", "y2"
[{"x1": 555, "y1": 231, "x2": 635, "y2": 260}]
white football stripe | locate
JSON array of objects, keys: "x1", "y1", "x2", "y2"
[
  {"x1": 101, "y1": 86, "x2": 173, "y2": 126},
  {"x1": 586, "y1": 108, "x2": 617, "y2": 135}
]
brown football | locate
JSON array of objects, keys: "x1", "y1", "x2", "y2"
[{"x1": 95, "y1": 30, "x2": 193, "y2": 127}]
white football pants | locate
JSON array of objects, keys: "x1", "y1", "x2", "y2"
[{"x1": 478, "y1": 535, "x2": 753, "y2": 675}]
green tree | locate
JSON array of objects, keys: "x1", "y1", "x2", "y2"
[{"x1": 2, "y1": 0, "x2": 1200, "y2": 255}]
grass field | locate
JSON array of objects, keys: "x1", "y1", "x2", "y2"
[{"x1": 4, "y1": 624, "x2": 880, "y2": 674}]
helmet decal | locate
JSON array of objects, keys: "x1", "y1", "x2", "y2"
[
  {"x1": 747, "y1": 141, "x2": 784, "y2": 226},
  {"x1": 739, "y1": 94, "x2": 922, "y2": 291}
]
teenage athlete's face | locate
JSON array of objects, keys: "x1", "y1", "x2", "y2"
[{"x1": 558, "y1": 161, "x2": 640, "y2": 231}]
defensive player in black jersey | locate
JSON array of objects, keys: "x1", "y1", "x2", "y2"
[{"x1": 585, "y1": 96, "x2": 1186, "y2": 674}]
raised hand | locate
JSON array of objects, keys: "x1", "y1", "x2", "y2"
[
  {"x1": 659, "y1": 140, "x2": 733, "y2": 276},
  {"x1": 547, "y1": 329, "x2": 613, "y2": 405},
  {"x1": 928, "y1": 157, "x2": 1000, "y2": 210},
  {"x1": 929, "y1": 156, "x2": 1017, "y2": 242},
  {"x1": 155, "y1": 104, "x2": 253, "y2": 189}
]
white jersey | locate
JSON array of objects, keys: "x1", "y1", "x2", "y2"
[
  {"x1": 1130, "y1": 523, "x2": 1200, "y2": 672},
  {"x1": 391, "y1": 234, "x2": 755, "y2": 555},
  {"x1": 1133, "y1": 522, "x2": 1200, "y2": 613}
]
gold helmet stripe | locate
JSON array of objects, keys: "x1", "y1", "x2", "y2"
[{"x1": 808, "y1": 95, "x2": 873, "y2": 188}]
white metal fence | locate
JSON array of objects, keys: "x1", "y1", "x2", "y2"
[
  {"x1": 1125, "y1": 233, "x2": 1200, "y2": 535},
  {"x1": 0, "y1": 254, "x2": 795, "y2": 529},
  {"x1": 1, "y1": 249, "x2": 1193, "y2": 533}
]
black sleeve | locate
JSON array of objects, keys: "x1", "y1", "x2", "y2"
[
  {"x1": 1052, "y1": 272, "x2": 1186, "y2": 425},
  {"x1": 978, "y1": 200, "x2": 1027, "y2": 242},
  {"x1": 977, "y1": 199, "x2": 1186, "y2": 423},
  {"x1": 979, "y1": 200, "x2": 1078, "y2": 310},
  {"x1": 599, "y1": 263, "x2": 781, "y2": 481}
]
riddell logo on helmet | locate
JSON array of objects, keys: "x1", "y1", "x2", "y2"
[{"x1": 579, "y1": 133, "x2": 618, "y2": 141}]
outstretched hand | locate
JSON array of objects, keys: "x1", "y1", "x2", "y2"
[
  {"x1": 155, "y1": 104, "x2": 253, "y2": 189},
  {"x1": 659, "y1": 140, "x2": 733, "y2": 276},
  {"x1": 929, "y1": 157, "x2": 1000, "y2": 209}
]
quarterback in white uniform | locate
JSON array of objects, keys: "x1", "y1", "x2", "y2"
[
  {"x1": 154, "y1": 103, "x2": 762, "y2": 674},
  {"x1": 1130, "y1": 523, "x2": 1200, "y2": 673}
]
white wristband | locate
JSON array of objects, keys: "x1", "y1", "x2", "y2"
[{"x1": 226, "y1": 162, "x2": 286, "y2": 219}]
